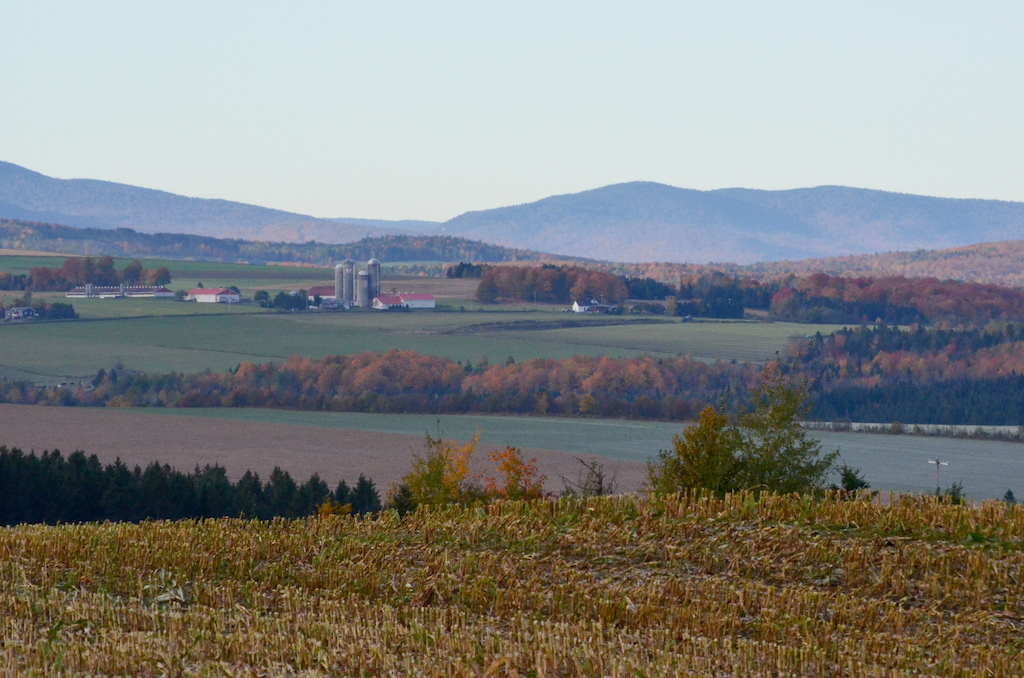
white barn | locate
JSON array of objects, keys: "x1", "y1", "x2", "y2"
[{"x1": 187, "y1": 288, "x2": 240, "y2": 303}]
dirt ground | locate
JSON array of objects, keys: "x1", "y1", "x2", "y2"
[{"x1": 0, "y1": 404, "x2": 647, "y2": 494}]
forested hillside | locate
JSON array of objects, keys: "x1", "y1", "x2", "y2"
[
  {"x1": 0, "y1": 219, "x2": 561, "y2": 265},
  {"x1": 7, "y1": 325, "x2": 1024, "y2": 425},
  {"x1": 736, "y1": 239, "x2": 1024, "y2": 287}
]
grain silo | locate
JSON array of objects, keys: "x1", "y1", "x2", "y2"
[
  {"x1": 357, "y1": 270, "x2": 371, "y2": 308},
  {"x1": 334, "y1": 263, "x2": 345, "y2": 300},
  {"x1": 341, "y1": 258, "x2": 355, "y2": 301},
  {"x1": 367, "y1": 258, "x2": 382, "y2": 299}
]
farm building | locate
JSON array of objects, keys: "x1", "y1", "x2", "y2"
[
  {"x1": 398, "y1": 293, "x2": 436, "y2": 309},
  {"x1": 572, "y1": 299, "x2": 617, "y2": 314},
  {"x1": 187, "y1": 288, "x2": 240, "y2": 303},
  {"x1": 307, "y1": 285, "x2": 335, "y2": 299},
  {"x1": 372, "y1": 293, "x2": 436, "y2": 310},
  {"x1": 372, "y1": 294, "x2": 403, "y2": 310},
  {"x1": 66, "y1": 284, "x2": 174, "y2": 299},
  {"x1": 307, "y1": 285, "x2": 349, "y2": 309},
  {"x1": 3, "y1": 306, "x2": 37, "y2": 320}
]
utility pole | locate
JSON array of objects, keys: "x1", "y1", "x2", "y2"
[{"x1": 929, "y1": 458, "x2": 949, "y2": 494}]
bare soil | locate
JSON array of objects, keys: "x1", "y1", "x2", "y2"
[{"x1": 0, "y1": 404, "x2": 646, "y2": 493}]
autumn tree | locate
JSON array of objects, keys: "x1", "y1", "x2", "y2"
[
  {"x1": 485, "y1": 446, "x2": 545, "y2": 500},
  {"x1": 648, "y1": 365, "x2": 837, "y2": 497},
  {"x1": 647, "y1": 404, "x2": 741, "y2": 497},
  {"x1": 732, "y1": 364, "x2": 837, "y2": 494},
  {"x1": 400, "y1": 426, "x2": 482, "y2": 508}
]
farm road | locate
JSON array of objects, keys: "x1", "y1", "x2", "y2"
[{"x1": 0, "y1": 405, "x2": 646, "y2": 493}]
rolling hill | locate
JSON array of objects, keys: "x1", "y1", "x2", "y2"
[
  {"x1": 439, "y1": 182, "x2": 1024, "y2": 263},
  {"x1": 5, "y1": 160, "x2": 1024, "y2": 264},
  {"x1": 0, "y1": 161, "x2": 403, "y2": 243}
]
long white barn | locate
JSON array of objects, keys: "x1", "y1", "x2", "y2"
[{"x1": 187, "y1": 288, "x2": 240, "y2": 303}]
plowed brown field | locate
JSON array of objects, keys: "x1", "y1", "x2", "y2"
[{"x1": 0, "y1": 404, "x2": 646, "y2": 492}]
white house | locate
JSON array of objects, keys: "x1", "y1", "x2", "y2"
[
  {"x1": 572, "y1": 300, "x2": 593, "y2": 313},
  {"x1": 372, "y1": 294, "x2": 404, "y2": 310},
  {"x1": 572, "y1": 299, "x2": 616, "y2": 314},
  {"x1": 187, "y1": 288, "x2": 240, "y2": 303},
  {"x1": 4, "y1": 306, "x2": 37, "y2": 320}
]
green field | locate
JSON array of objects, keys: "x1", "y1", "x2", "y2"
[{"x1": 0, "y1": 308, "x2": 837, "y2": 382}]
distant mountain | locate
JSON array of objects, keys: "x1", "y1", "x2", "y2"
[
  {"x1": 0, "y1": 161, "x2": 402, "y2": 243},
  {"x1": 439, "y1": 182, "x2": 1024, "y2": 263},
  {"x1": 327, "y1": 217, "x2": 441, "y2": 233},
  {"x1": 7, "y1": 160, "x2": 1024, "y2": 264}
]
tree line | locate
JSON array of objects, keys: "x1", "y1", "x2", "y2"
[
  {"x1": 0, "y1": 255, "x2": 171, "y2": 292},
  {"x1": 6, "y1": 321, "x2": 1024, "y2": 423},
  {"x1": 476, "y1": 265, "x2": 630, "y2": 304},
  {"x1": 1, "y1": 352, "x2": 747, "y2": 420},
  {"x1": 0, "y1": 446, "x2": 380, "y2": 526},
  {"x1": 471, "y1": 264, "x2": 1024, "y2": 326}
]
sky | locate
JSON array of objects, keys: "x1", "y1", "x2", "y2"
[{"x1": 1, "y1": 1, "x2": 1022, "y2": 221}]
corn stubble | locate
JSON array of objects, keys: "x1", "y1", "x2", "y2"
[{"x1": 2, "y1": 492, "x2": 1023, "y2": 676}]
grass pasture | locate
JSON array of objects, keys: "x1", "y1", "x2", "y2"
[
  {"x1": 0, "y1": 308, "x2": 832, "y2": 383},
  {"x1": 3, "y1": 493, "x2": 1023, "y2": 675}
]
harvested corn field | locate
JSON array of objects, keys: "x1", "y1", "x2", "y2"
[{"x1": 2, "y1": 492, "x2": 1023, "y2": 676}]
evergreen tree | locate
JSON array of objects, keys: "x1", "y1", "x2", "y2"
[
  {"x1": 264, "y1": 467, "x2": 298, "y2": 517},
  {"x1": 234, "y1": 471, "x2": 265, "y2": 518},
  {"x1": 333, "y1": 479, "x2": 351, "y2": 508},
  {"x1": 295, "y1": 474, "x2": 331, "y2": 516},
  {"x1": 352, "y1": 475, "x2": 381, "y2": 515},
  {"x1": 194, "y1": 465, "x2": 235, "y2": 518}
]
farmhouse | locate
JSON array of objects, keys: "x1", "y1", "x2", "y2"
[
  {"x1": 67, "y1": 284, "x2": 174, "y2": 299},
  {"x1": 372, "y1": 294, "x2": 404, "y2": 310},
  {"x1": 307, "y1": 285, "x2": 335, "y2": 299},
  {"x1": 3, "y1": 306, "x2": 37, "y2": 321},
  {"x1": 307, "y1": 285, "x2": 349, "y2": 309},
  {"x1": 187, "y1": 288, "x2": 240, "y2": 303},
  {"x1": 572, "y1": 299, "x2": 617, "y2": 314}
]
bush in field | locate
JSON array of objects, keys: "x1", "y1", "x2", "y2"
[
  {"x1": 649, "y1": 364, "x2": 837, "y2": 496},
  {"x1": 392, "y1": 429, "x2": 548, "y2": 513},
  {"x1": 399, "y1": 427, "x2": 483, "y2": 509}
]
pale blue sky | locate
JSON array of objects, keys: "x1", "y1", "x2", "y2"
[{"x1": 1, "y1": 1, "x2": 1022, "y2": 220}]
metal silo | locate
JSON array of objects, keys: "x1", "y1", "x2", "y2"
[
  {"x1": 367, "y1": 258, "x2": 381, "y2": 299},
  {"x1": 334, "y1": 263, "x2": 345, "y2": 300},
  {"x1": 357, "y1": 270, "x2": 371, "y2": 308},
  {"x1": 341, "y1": 258, "x2": 355, "y2": 301}
]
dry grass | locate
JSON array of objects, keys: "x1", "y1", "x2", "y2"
[{"x1": 2, "y1": 492, "x2": 1023, "y2": 675}]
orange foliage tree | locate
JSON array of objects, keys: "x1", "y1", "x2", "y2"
[{"x1": 485, "y1": 446, "x2": 546, "y2": 501}]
